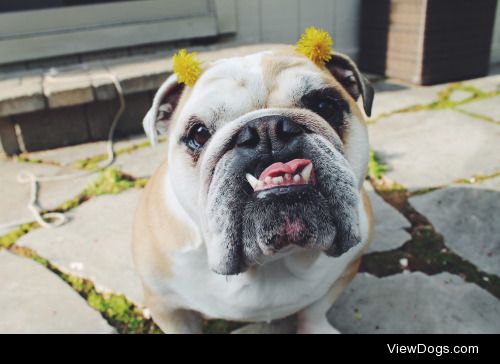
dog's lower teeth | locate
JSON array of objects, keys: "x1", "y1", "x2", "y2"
[
  {"x1": 293, "y1": 174, "x2": 300, "y2": 183},
  {"x1": 264, "y1": 176, "x2": 272, "y2": 184}
]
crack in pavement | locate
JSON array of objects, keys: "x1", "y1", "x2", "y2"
[
  {"x1": 363, "y1": 177, "x2": 500, "y2": 300},
  {"x1": 370, "y1": 82, "x2": 500, "y2": 124}
]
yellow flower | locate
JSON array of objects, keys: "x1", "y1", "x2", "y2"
[
  {"x1": 296, "y1": 27, "x2": 334, "y2": 66},
  {"x1": 172, "y1": 49, "x2": 203, "y2": 87}
]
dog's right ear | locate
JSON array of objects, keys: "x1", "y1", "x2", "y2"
[{"x1": 143, "y1": 73, "x2": 185, "y2": 145}]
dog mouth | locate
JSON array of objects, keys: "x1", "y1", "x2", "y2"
[{"x1": 245, "y1": 159, "x2": 316, "y2": 194}]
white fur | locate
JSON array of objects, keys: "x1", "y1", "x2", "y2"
[
  {"x1": 147, "y1": 191, "x2": 370, "y2": 322},
  {"x1": 137, "y1": 49, "x2": 372, "y2": 331}
]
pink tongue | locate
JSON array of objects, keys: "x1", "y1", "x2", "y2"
[{"x1": 259, "y1": 159, "x2": 311, "y2": 181}]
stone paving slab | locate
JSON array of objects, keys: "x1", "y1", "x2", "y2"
[
  {"x1": 465, "y1": 74, "x2": 500, "y2": 93},
  {"x1": 371, "y1": 83, "x2": 445, "y2": 119},
  {"x1": 17, "y1": 189, "x2": 144, "y2": 304},
  {"x1": 458, "y1": 96, "x2": 500, "y2": 122},
  {"x1": 0, "y1": 250, "x2": 114, "y2": 333},
  {"x1": 26, "y1": 134, "x2": 149, "y2": 167},
  {"x1": 369, "y1": 109, "x2": 500, "y2": 190},
  {"x1": 328, "y1": 272, "x2": 500, "y2": 334},
  {"x1": 364, "y1": 182, "x2": 411, "y2": 253},
  {"x1": 409, "y1": 177, "x2": 500, "y2": 276},
  {"x1": 43, "y1": 69, "x2": 94, "y2": 109},
  {"x1": 0, "y1": 71, "x2": 45, "y2": 117},
  {"x1": 0, "y1": 160, "x2": 93, "y2": 235},
  {"x1": 115, "y1": 143, "x2": 167, "y2": 178}
]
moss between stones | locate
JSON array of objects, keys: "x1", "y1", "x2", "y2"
[
  {"x1": 371, "y1": 82, "x2": 500, "y2": 122},
  {"x1": 51, "y1": 168, "x2": 149, "y2": 214},
  {"x1": 368, "y1": 150, "x2": 388, "y2": 180},
  {"x1": 14, "y1": 154, "x2": 62, "y2": 167},
  {"x1": 363, "y1": 182, "x2": 500, "y2": 300},
  {"x1": 8, "y1": 242, "x2": 244, "y2": 334},
  {"x1": 409, "y1": 169, "x2": 500, "y2": 197},
  {"x1": 454, "y1": 170, "x2": 500, "y2": 185},
  {"x1": 0, "y1": 223, "x2": 38, "y2": 250},
  {"x1": 72, "y1": 138, "x2": 163, "y2": 171},
  {"x1": 84, "y1": 167, "x2": 147, "y2": 195},
  {"x1": 455, "y1": 108, "x2": 498, "y2": 124},
  {"x1": 0, "y1": 219, "x2": 161, "y2": 333},
  {"x1": 10, "y1": 245, "x2": 161, "y2": 334}
]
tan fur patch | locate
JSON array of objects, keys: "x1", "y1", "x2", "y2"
[{"x1": 132, "y1": 162, "x2": 196, "y2": 278}]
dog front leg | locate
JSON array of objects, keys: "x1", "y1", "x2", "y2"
[
  {"x1": 144, "y1": 287, "x2": 203, "y2": 334},
  {"x1": 297, "y1": 257, "x2": 361, "y2": 334}
]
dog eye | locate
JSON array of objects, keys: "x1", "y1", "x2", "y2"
[
  {"x1": 311, "y1": 99, "x2": 337, "y2": 119},
  {"x1": 187, "y1": 124, "x2": 212, "y2": 150}
]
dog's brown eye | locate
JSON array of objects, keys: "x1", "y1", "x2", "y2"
[
  {"x1": 312, "y1": 99, "x2": 336, "y2": 119},
  {"x1": 187, "y1": 124, "x2": 211, "y2": 150}
]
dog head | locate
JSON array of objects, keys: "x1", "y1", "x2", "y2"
[{"x1": 143, "y1": 46, "x2": 374, "y2": 275}]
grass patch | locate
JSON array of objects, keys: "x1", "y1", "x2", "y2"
[{"x1": 10, "y1": 245, "x2": 162, "y2": 334}]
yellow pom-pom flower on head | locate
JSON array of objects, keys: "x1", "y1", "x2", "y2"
[
  {"x1": 296, "y1": 26, "x2": 334, "y2": 67},
  {"x1": 173, "y1": 49, "x2": 203, "y2": 87}
]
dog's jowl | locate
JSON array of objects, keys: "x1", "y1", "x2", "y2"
[{"x1": 133, "y1": 44, "x2": 375, "y2": 334}]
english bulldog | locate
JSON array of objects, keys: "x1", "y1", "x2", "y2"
[{"x1": 132, "y1": 45, "x2": 374, "y2": 334}]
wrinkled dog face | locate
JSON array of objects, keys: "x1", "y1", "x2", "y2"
[{"x1": 144, "y1": 48, "x2": 374, "y2": 275}]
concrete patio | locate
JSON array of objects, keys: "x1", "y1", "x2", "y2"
[{"x1": 1, "y1": 71, "x2": 499, "y2": 334}]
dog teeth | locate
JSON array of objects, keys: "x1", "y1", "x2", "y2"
[
  {"x1": 301, "y1": 163, "x2": 313, "y2": 183},
  {"x1": 248, "y1": 163, "x2": 314, "y2": 192},
  {"x1": 245, "y1": 173, "x2": 259, "y2": 189},
  {"x1": 272, "y1": 176, "x2": 284, "y2": 184}
]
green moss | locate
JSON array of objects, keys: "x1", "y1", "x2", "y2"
[
  {"x1": 15, "y1": 154, "x2": 61, "y2": 166},
  {"x1": 84, "y1": 168, "x2": 135, "y2": 196},
  {"x1": 368, "y1": 150, "x2": 388, "y2": 180},
  {"x1": 455, "y1": 108, "x2": 498, "y2": 124},
  {"x1": 372, "y1": 82, "x2": 500, "y2": 122},
  {"x1": 0, "y1": 223, "x2": 38, "y2": 249},
  {"x1": 454, "y1": 170, "x2": 500, "y2": 185},
  {"x1": 366, "y1": 182, "x2": 500, "y2": 300},
  {"x1": 16, "y1": 155, "x2": 44, "y2": 164},
  {"x1": 72, "y1": 140, "x2": 154, "y2": 171},
  {"x1": 50, "y1": 168, "x2": 149, "y2": 215},
  {"x1": 11, "y1": 245, "x2": 162, "y2": 334}
]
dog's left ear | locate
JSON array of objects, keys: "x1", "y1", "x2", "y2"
[
  {"x1": 143, "y1": 73, "x2": 185, "y2": 145},
  {"x1": 325, "y1": 53, "x2": 374, "y2": 117}
]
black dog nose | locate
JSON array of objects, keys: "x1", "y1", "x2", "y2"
[{"x1": 235, "y1": 116, "x2": 304, "y2": 153}]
